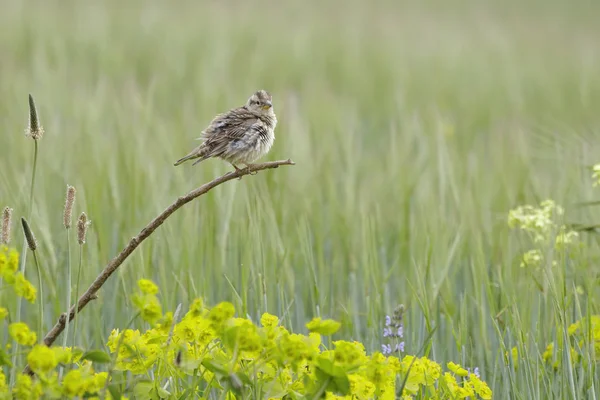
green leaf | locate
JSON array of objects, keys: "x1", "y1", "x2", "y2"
[
  {"x1": 107, "y1": 384, "x2": 122, "y2": 400},
  {"x1": 306, "y1": 317, "x2": 341, "y2": 335},
  {"x1": 156, "y1": 386, "x2": 171, "y2": 399},
  {"x1": 316, "y1": 357, "x2": 346, "y2": 378},
  {"x1": 145, "y1": 336, "x2": 165, "y2": 345},
  {"x1": 176, "y1": 390, "x2": 191, "y2": 400},
  {"x1": 81, "y1": 350, "x2": 112, "y2": 364},
  {"x1": 201, "y1": 358, "x2": 229, "y2": 375},
  {"x1": 332, "y1": 374, "x2": 350, "y2": 395},
  {"x1": 314, "y1": 357, "x2": 350, "y2": 395},
  {"x1": 133, "y1": 382, "x2": 153, "y2": 400}
]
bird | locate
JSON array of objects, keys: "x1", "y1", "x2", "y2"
[{"x1": 174, "y1": 90, "x2": 277, "y2": 172}]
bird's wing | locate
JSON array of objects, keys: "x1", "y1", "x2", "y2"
[
  {"x1": 194, "y1": 109, "x2": 266, "y2": 159},
  {"x1": 199, "y1": 108, "x2": 259, "y2": 141}
]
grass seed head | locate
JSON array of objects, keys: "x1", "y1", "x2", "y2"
[
  {"x1": 77, "y1": 212, "x2": 90, "y2": 245},
  {"x1": 21, "y1": 217, "x2": 37, "y2": 251},
  {"x1": 25, "y1": 94, "x2": 44, "y2": 140},
  {"x1": 63, "y1": 185, "x2": 76, "y2": 229},
  {"x1": 1, "y1": 207, "x2": 12, "y2": 245}
]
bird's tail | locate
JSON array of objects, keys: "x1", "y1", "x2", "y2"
[
  {"x1": 173, "y1": 153, "x2": 197, "y2": 166},
  {"x1": 174, "y1": 147, "x2": 211, "y2": 166}
]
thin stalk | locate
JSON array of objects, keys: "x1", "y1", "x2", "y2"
[
  {"x1": 28, "y1": 141, "x2": 38, "y2": 218},
  {"x1": 72, "y1": 244, "x2": 84, "y2": 348},
  {"x1": 11, "y1": 140, "x2": 39, "y2": 385},
  {"x1": 60, "y1": 230, "x2": 72, "y2": 379},
  {"x1": 32, "y1": 251, "x2": 43, "y2": 339}
]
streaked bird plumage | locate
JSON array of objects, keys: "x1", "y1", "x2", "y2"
[{"x1": 174, "y1": 90, "x2": 277, "y2": 170}]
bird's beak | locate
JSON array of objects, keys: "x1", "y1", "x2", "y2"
[{"x1": 262, "y1": 101, "x2": 272, "y2": 110}]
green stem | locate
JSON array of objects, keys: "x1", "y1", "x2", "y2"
[
  {"x1": 28, "y1": 141, "x2": 38, "y2": 218},
  {"x1": 10, "y1": 140, "x2": 39, "y2": 385},
  {"x1": 60, "y1": 230, "x2": 72, "y2": 379},
  {"x1": 72, "y1": 244, "x2": 84, "y2": 348},
  {"x1": 32, "y1": 251, "x2": 43, "y2": 339}
]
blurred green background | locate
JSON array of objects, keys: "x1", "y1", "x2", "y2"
[{"x1": 2, "y1": 0, "x2": 600, "y2": 396}]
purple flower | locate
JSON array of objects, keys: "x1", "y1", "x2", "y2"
[
  {"x1": 385, "y1": 315, "x2": 392, "y2": 326},
  {"x1": 383, "y1": 327, "x2": 393, "y2": 338},
  {"x1": 395, "y1": 342, "x2": 405, "y2": 353},
  {"x1": 474, "y1": 367, "x2": 480, "y2": 377},
  {"x1": 397, "y1": 325, "x2": 403, "y2": 338},
  {"x1": 382, "y1": 344, "x2": 392, "y2": 355}
]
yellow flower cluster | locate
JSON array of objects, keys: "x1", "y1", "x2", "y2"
[
  {"x1": 508, "y1": 200, "x2": 580, "y2": 270},
  {"x1": 99, "y1": 279, "x2": 493, "y2": 399},
  {"x1": 0, "y1": 278, "x2": 494, "y2": 399},
  {"x1": 508, "y1": 200, "x2": 564, "y2": 242},
  {"x1": 542, "y1": 315, "x2": 600, "y2": 369},
  {"x1": 0, "y1": 246, "x2": 36, "y2": 303},
  {"x1": 0, "y1": 338, "x2": 110, "y2": 400}
]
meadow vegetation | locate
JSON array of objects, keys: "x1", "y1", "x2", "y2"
[{"x1": 1, "y1": 0, "x2": 600, "y2": 398}]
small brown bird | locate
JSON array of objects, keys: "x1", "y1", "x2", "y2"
[{"x1": 174, "y1": 90, "x2": 277, "y2": 171}]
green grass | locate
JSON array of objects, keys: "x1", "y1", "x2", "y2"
[{"x1": 1, "y1": 0, "x2": 600, "y2": 397}]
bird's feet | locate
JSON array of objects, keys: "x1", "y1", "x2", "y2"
[
  {"x1": 231, "y1": 164, "x2": 244, "y2": 180},
  {"x1": 244, "y1": 164, "x2": 258, "y2": 175}
]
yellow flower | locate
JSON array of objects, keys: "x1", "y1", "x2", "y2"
[
  {"x1": 0, "y1": 307, "x2": 8, "y2": 320},
  {"x1": 188, "y1": 298, "x2": 205, "y2": 318},
  {"x1": 92, "y1": 372, "x2": 109, "y2": 391},
  {"x1": 62, "y1": 369, "x2": 85, "y2": 397},
  {"x1": 365, "y1": 353, "x2": 399, "y2": 395},
  {"x1": 53, "y1": 346, "x2": 74, "y2": 364},
  {"x1": 226, "y1": 318, "x2": 262, "y2": 354},
  {"x1": 154, "y1": 312, "x2": 174, "y2": 334},
  {"x1": 133, "y1": 294, "x2": 162, "y2": 324},
  {"x1": 0, "y1": 248, "x2": 19, "y2": 282},
  {"x1": 137, "y1": 279, "x2": 159, "y2": 295},
  {"x1": 9, "y1": 322, "x2": 37, "y2": 346},
  {"x1": 555, "y1": 229, "x2": 578, "y2": 249},
  {"x1": 332, "y1": 340, "x2": 366, "y2": 366},
  {"x1": 208, "y1": 302, "x2": 235, "y2": 327},
  {"x1": 279, "y1": 333, "x2": 319, "y2": 364},
  {"x1": 12, "y1": 374, "x2": 41, "y2": 400},
  {"x1": 447, "y1": 361, "x2": 469, "y2": 377},
  {"x1": 506, "y1": 346, "x2": 519, "y2": 368},
  {"x1": 422, "y1": 358, "x2": 442, "y2": 385},
  {"x1": 568, "y1": 321, "x2": 581, "y2": 336},
  {"x1": 542, "y1": 342, "x2": 555, "y2": 363},
  {"x1": 27, "y1": 344, "x2": 58, "y2": 374},
  {"x1": 508, "y1": 200, "x2": 563, "y2": 242},
  {"x1": 13, "y1": 273, "x2": 37, "y2": 303},
  {"x1": 520, "y1": 249, "x2": 542, "y2": 268},
  {"x1": 306, "y1": 317, "x2": 341, "y2": 335},
  {"x1": 260, "y1": 312, "x2": 279, "y2": 328},
  {"x1": 470, "y1": 373, "x2": 493, "y2": 399},
  {"x1": 442, "y1": 372, "x2": 459, "y2": 396},
  {"x1": 0, "y1": 369, "x2": 7, "y2": 392},
  {"x1": 348, "y1": 374, "x2": 376, "y2": 399}
]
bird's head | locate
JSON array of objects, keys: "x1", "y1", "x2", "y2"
[{"x1": 246, "y1": 90, "x2": 274, "y2": 115}]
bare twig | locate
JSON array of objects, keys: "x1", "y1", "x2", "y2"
[{"x1": 24, "y1": 159, "x2": 294, "y2": 375}]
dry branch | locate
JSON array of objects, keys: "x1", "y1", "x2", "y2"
[{"x1": 24, "y1": 159, "x2": 294, "y2": 375}]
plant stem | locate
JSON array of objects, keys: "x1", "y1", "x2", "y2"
[
  {"x1": 32, "y1": 251, "x2": 44, "y2": 339},
  {"x1": 11, "y1": 140, "x2": 39, "y2": 385},
  {"x1": 60, "y1": 230, "x2": 72, "y2": 379},
  {"x1": 72, "y1": 244, "x2": 84, "y2": 348},
  {"x1": 28, "y1": 141, "x2": 38, "y2": 218}
]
